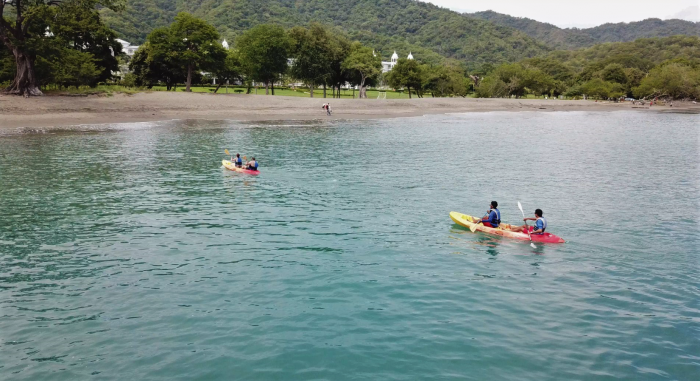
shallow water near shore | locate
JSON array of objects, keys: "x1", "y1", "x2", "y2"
[{"x1": 1, "y1": 111, "x2": 698, "y2": 380}]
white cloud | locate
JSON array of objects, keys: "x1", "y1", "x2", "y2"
[
  {"x1": 421, "y1": 0, "x2": 700, "y2": 27},
  {"x1": 669, "y1": 6, "x2": 700, "y2": 21}
]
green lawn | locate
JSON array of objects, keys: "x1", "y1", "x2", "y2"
[
  {"x1": 39, "y1": 84, "x2": 497, "y2": 99},
  {"x1": 145, "y1": 85, "x2": 417, "y2": 99}
]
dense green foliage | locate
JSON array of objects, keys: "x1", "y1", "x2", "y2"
[
  {"x1": 470, "y1": 11, "x2": 700, "y2": 50},
  {"x1": 341, "y1": 43, "x2": 382, "y2": 98},
  {"x1": 236, "y1": 24, "x2": 292, "y2": 94},
  {"x1": 170, "y1": 12, "x2": 227, "y2": 91},
  {"x1": 474, "y1": 36, "x2": 700, "y2": 100},
  {"x1": 101, "y1": 0, "x2": 550, "y2": 69},
  {"x1": 210, "y1": 49, "x2": 243, "y2": 93},
  {"x1": 288, "y1": 23, "x2": 340, "y2": 96},
  {"x1": 129, "y1": 13, "x2": 226, "y2": 91},
  {"x1": 1, "y1": 0, "x2": 123, "y2": 94},
  {"x1": 386, "y1": 58, "x2": 424, "y2": 98}
]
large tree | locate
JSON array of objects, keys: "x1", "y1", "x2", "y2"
[
  {"x1": 0, "y1": 0, "x2": 123, "y2": 96},
  {"x1": 132, "y1": 13, "x2": 224, "y2": 91},
  {"x1": 52, "y1": 0, "x2": 122, "y2": 86},
  {"x1": 386, "y1": 58, "x2": 424, "y2": 98},
  {"x1": 129, "y1": 41, "x2": 187, "y2": 90},
  {"x1": 424, "y1": 64, "x2": 469, "y2": 97},
  {"x1": 326, "y1": 33, "x2": 351, "y2": 99},
  {"x1": 210, "y1": 49, "x2": 242, "y2": 93},
  {"x1": 237, "y1": 24, "x2": 292, "y2": 95},
  {"x1": 288, "y1": 23, "x2": 333, "y2": 98},
  {"x1": 169, "y1": 12, "x2": 224, "y2": 92},
  {"x1": 342, "y1": 42, "x2": 382, "y2": 99}
]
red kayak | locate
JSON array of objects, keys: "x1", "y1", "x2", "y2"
[{"x1": 222, "y1": 160, "x2": 260, "y2": 175}]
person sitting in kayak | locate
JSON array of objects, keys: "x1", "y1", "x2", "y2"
[
  {"x1": 246, "y1": 157, "x2": 258, "y2": 171},
  {"x1": 473, "y1": 201, "x2": 501, "y2": 228},
  {"x1": 233, "y1": 153, "x2": 243, "y2": 168},
  {"x1": 510, "y1": 209, "x2": 547, "y2": 234}
]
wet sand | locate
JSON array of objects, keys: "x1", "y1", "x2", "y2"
[{"x1": 1, "y1": 92, "x2": 697, "y2": 130}]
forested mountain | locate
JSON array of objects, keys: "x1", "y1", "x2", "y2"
[
  {"x1": 101, "y1": 0, "x2": 551, "y2": 69},
  {"x1": 469, "y1": 11, "x2": 700, "y2": 50}
]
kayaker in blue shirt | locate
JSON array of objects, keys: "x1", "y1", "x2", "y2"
[
  {"x1": 233, "y1": 153, "x2": 243, "y2": 168},
  {"x1": 510, "y1": 209, "x2": 547, "y2": 234},
  {"x1": 246, "y1": 157, "x2": 258, "y2": 171},
  {"x1": 473, "y1": 201, "x2": 501, "y2": 228}
]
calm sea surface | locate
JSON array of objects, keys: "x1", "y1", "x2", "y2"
[{"x1": 1, "y1": 112, "x2": 698, "y2": 380}]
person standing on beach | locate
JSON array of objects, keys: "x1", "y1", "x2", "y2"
[{"x1": 326, "y1": 103, "x2": 332, "y2": 116}]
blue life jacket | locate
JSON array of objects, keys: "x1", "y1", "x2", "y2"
[
  {"x1": 533, "y1": 217, "x2": 547, "y2": 234},
  {"x1": 234, "y1": 157, "x2": 242, "y2": 164},
  {"x1": 249, "y1": 161, "x2": 258, "y2": 170},
  {"x1": 487, "y1": 208, "x2": 501, "y2": 227}
]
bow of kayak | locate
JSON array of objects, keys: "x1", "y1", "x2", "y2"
[
  {"x1": 450, "y1": 211, "x2": 565, "y2": 243},
  {"x1": 222, "y1": 160, "x2": 260, "y2": 175}
]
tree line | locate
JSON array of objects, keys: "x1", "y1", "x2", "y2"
[
  {"x1": 127, "y1": 14, "x2": 472, "y2": 98},
  {"x1": 0, "y1": 1, "x2": 471, "y2": 98},
  {"x1": 473, "y1": 36, "x2": 700, "y2": 100},
  {"x1": 2, "y1": 1, "x2": 698, "y2": 100}
]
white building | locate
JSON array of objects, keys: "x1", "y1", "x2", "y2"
[
  {"x1": 381, "y1": 51, "x2": 414, "y2": 73},
  {"x1": 117, "y1": 39, "x2": 140, "y2": 56}
]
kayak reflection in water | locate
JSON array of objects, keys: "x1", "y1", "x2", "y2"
[
  {"x1": 246, "y1": 157, "x2": 259, "y2": 171},
  {"x1": 472, "y1": 201, "x2": 501, "y2": 228},
  {"x1": 510, "y1": 208, "x2": 547, "y2": 235}
]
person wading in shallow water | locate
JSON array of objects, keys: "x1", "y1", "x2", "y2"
[
  {"x1": 473, "y1": 201, "x2": 501, "y2": 228},
  {"x1": 509, "y1": 209, "x2": 547, "y2": 235}
]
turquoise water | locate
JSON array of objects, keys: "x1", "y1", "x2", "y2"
[{"x1": 1, "y1": 112, "x2": 698, "y2": 380}]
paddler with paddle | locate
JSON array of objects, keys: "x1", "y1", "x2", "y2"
[
  {"x1": 245, "y1": 157, "x2": 259, "y2": 171},
  {"x1": 473, "y1": 201, "x2": 501, "y2": 228},
  {"x1": 233, "y1": 153, "x2": 243, "y2": 168},
  {"x1": 509, "y1": 209, "x2": 547, "y2": 235}
]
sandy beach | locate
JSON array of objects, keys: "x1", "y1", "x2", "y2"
[{"x1": 1, "y1": 92, "x2": 697, "y2": 129}]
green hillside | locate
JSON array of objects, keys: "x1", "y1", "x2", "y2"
[
  {"x1": 101, "y1": 0, "x2": 551, "y2": 69},
  {"x1": 475, "y1": 36, "x2": 700, "y2": 100},
  {"x1": 469, "y1": 11, "x2": 700, "y2": 50},
  {"x1": 540, "y1": 35, "x2": 700, "y2": 71}
]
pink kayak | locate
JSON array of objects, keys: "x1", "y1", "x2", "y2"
[{"x1": 222, "y1": 160, "x2": 260, "y2": 175}]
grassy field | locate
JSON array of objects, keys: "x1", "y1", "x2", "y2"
[
  {"x1": 38, "y1": 84, "x2": 574, "y2": 100},
  {"x1": 147, "y1": 85, "x2": 418, "y2": 99}
]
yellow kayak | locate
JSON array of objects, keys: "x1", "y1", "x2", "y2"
[{"x1": 450, "y1": 211, "x2": 565, "y2": 243}]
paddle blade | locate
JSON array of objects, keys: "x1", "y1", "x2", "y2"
[
  {"x1": 225, "y1": 149, "x2": 230, "y2": 156},
  {"x1": 470, "y1": 223, "x2": 478, "y2": 233},
  {"x1": 517, "y1": 201, "x2": 524, "y2": 215},
  {"x1": 530, "y1": 242, "x2": 537, "y2": 249}
]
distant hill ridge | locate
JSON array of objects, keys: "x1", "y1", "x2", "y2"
[
  {"x1": 469, "y1": 10, "x2": 700, "y2": 50},
  {"x1": 101, "y1": 0, "x2": 551, "y2": 69}
]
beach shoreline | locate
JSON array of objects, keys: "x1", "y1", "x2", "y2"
[{"x1": 1, "y1": 92, "x2": 697, "y2": 130}]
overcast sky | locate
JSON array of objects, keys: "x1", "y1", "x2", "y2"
[{"x1": 421, "y1": 0, "x2": 700, "y2": 28}]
